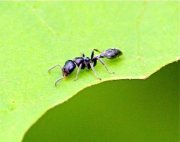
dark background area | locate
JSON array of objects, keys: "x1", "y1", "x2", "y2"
[{"x1": 23, "y1": 62, "x2": 179, "y2": 142}]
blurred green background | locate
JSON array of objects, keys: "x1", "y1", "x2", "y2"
[{"x1": 23, "y1": 62, "x2": 179, "y2": 142}]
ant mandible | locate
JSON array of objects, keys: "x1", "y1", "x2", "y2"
[{"x1": 48, "y1": 48, "x2": 122, "y2": 86}]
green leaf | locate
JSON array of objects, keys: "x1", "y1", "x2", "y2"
[
  {"x1": 23, "y1": 61, "x2": 179, "y2": 142},
  {"x1": 0, "y1": 2, "x2": 179, "y2": 142}
]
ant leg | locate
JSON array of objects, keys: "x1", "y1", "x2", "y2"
[
  {"x1": 55, "y1": 77, "x2": 64, "y2": 87},
  {"x1": 74, "y1": 64, "x2": 82, "y2": 81},
  {"x1": 91, "y1": 49, "x2": 101, "y2": 60},
  {"x1": 90, "y1": 63, "x2": 101, "y2": 80},
  {"x1": 91, "y1": 50, "x2": 94, "y2": 60},
  {"x1": 48, "y1": 64, "x2": 62, "y2": 73},
  {"x1": 80, "y1": 51, "x2": 85, "y2": 57},
  {"x1": 97, "y1": 58, "x2": 115, "y2": 74},
  {"x1": 93, "y1": 49, "x2": 101, "y2": 53}
]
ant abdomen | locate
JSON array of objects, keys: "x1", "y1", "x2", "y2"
[{"x1": 100, "y1": 48, "x2": 122, "y2": 59}]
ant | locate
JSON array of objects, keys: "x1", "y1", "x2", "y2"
[{"x1": 48, "y1": 48, "x2": 122, "y2": 86}]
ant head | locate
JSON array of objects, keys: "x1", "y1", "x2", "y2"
[{"x1": 62, "y1": 68, "x2": 69, "y2": 77}]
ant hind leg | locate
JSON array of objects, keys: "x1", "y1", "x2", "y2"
[
  {"x1": 97, "y1": 58, "x2": 115, "y2": 74},
  {"x1": 91, "y1": 49, "x2": 101, "y2": 60}
]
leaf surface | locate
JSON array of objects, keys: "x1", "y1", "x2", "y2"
[{"x1": 0, "y1": 2, "x2": 179, "y2": 142}]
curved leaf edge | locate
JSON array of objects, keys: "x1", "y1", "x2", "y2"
[{"x1": 22, "y1": 58, "x2": 179, "y2": 141}]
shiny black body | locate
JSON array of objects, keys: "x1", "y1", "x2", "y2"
[
  {"x1": 48, "y1": 48, "x2": 122, "y2": 86},
  {"x1": 62, "y1": 60, "x2": 76, "y2": 76},
  {"x1": 73, "y1": 56, "x2": 97, "y2": 70},
  {"x1": 99, "y1": 48, "x2": 122, "y2": 59}
]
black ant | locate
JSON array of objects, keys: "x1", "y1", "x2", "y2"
[{"x1": 48, "y1": 48, "x2": 122, "y2": 86}]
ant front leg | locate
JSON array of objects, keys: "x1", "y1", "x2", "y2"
[
  {"x1": 74, "y1": 64, "x2": 82, "y2": 81},
  {"x1": 97, "y1": 58, "x2": 115, "y2": 74}
]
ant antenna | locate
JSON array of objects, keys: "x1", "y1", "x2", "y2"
[
  {"x1": 48, "y1": 64, "x2": 62, "y2": 73},
  {"x1": 55, "y1": 77, "x2": 64, "y2": 86}
]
